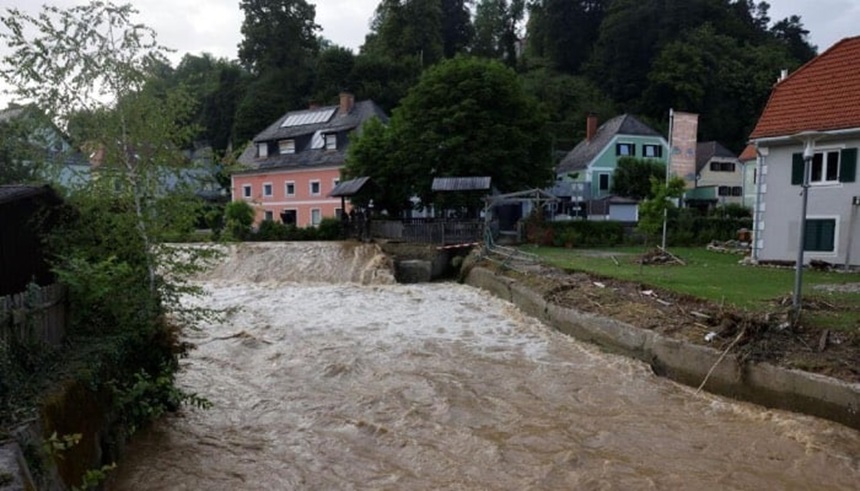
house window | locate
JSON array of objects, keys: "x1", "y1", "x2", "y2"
[
  {"x1": 718, "y1": 186, "x2": 731, "y2": 196},
  {"x1": 731, "y1": 186, "x2": 742, "y2": 196},
  {"x1": 335, "y1": 208, "x2": 343, "y2": 219},
  {"x1": 804, "y1": 218, "x2": 836, "y2": 252},
  {"x1": 597, "y1": 173, "x2": 610, "y2": 192},
  {"x1": 309, "y1": 180, "x2": 321, "y2": 196},
  {"x1": 332, "y1": 178, "x2": 340, "y2": 190},
  {"x1": 285, "y1": 181, "x2": 295, "y2": 196},
  {"x1": 710, "y1": 162, "x2": 736, "y2": 172},
  {"x1": 263, "y1": 183, "x2": 273, "y2": 197},
  {"x1": 616, "y1": 143, "x2": 634, "y2": 156},
  {"x1": 311, "y1": 208, "x2": 322, "y2": 226},
  {"x1": 279, "y1": 139, "x2": 296, "y2": 154},
  {"x1": 325, "y1": 133, "x2": 337, "y2": 150},
  {"x1": 242, "y1": 184, "x2": 252, "y2": 198},
  {"x1": 263, "y1": 210, "x2": 274, "y2": 221},
  {"x1": 280, "y1": 209, "x2": 297, "y2": 225},
  {"x1": 258, "y1": 143, "x2": 268, "y2": 158},
  {"x1": 643, "y1": 144, "x2": 662, "y2": 158},
  {"x1": 811, "y1": 150, "x2": 840, "y2": 184}
]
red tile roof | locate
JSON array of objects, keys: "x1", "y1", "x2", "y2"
[
  {"x1": 750, "y1": 36, "x2": 860, "y2": 139},
  {"x1": 738, "y1": 144, "x2": 757, "y2": 162}
]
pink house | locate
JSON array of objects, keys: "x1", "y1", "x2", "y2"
[{"x1": 231, "y1": 93, "x2": 387, "y2": 227}]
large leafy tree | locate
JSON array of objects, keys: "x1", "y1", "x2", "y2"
[
  {"x1": 363, "y1": 0, "x2": 444, "y2": 66},
  {"x1": 611, "y1": 157, "x2": 666, "y2": 200},
  {"x1": 643, "y1": 24, "x2": 797, "y2": 150},
  {"x1": 238, "y1": 0, "x2": 320, "y2": 73},
  {"x1": 392, "y1": 56, "x2": 552, "y2": 208},
  {"x1": 235, "y1": 0, "x2": 320, "y2": 143},
  {"x1": 343, "y1": 117, "x2": 413, "y2": 216}
]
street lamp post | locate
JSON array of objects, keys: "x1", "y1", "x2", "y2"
[{"x1": 792, "y1": 131, "x2": 823, "y2": 316}]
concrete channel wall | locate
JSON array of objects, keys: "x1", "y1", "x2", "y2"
[{"x1": 464, "y1": 266, "x2": 860, "y2": 431}]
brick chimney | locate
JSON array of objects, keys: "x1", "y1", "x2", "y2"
[
  {"x1": 586, "y1": 113, "x2": 598, "y2": 142},
  {"x1": 339, "y1": 92, "x2": 355, "y2": 116}
]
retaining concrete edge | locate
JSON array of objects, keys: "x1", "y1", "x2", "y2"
[{"x1": 464, "y1": 266, "x2": 860, "y2": 430}]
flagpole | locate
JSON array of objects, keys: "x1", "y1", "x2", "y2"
[{"x1": 661, "y1": 108, "x2": 674, "y2": 250}]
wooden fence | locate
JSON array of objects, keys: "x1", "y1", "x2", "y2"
[
  {"x1": 0, "y1": 283, "x2": 67, "y2": 347},
  {"x1": 371, "y1": 219, "x2": 483, "y2": 245}
]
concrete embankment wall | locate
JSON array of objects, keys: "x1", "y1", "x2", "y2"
[{"x1": 464, "y1": 266, "x2": 860, "y2": 431}]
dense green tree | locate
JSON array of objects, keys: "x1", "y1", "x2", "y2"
[
  {"x1": 643, "y1": 24, "x2": 796, "y2": 150},
  {"x1": 518, "y1": 68, "x2": 615, "y2": 154},
  {"x1": 392, "y1": 56, "x2": 552, "y2": 208},
  {"x1": 363, "y1": 0, "x2": 444, "y2": 66},
  {"x1": 472, "y1": 0, "x2": 525, "y2": 66},
  {"x1": 611, "y1": 157, "x2": 666, "y2": 200},
  {"x1": 312, "y1": 45, "x2": 356, "y2": 103},
  {"x1": 343, "y1": 117, "x2": 413, "y2": 215},
  {"x1": 237, "y1": 0, "x2": 320, "y2": 73},
  {"x1": 525, "y1": 0, "x2": 606, "y2": 74},
  {"x1": 441, "y1": 0, "x2": 475, "y2": 58},
  {"x1": 349, "y1": 52, "x2": 422, "y2": 113},
  {"x1": 771, "y1": 14, "x2": 816, "y2": 63},
  {"x1": 0, "y1": 106, "x2": 48, "y2": 184}
]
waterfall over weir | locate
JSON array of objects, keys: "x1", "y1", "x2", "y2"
[{"x1": 198, "y1": 242, "x2": 397, "y2": 285}]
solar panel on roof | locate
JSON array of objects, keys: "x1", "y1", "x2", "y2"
[{"x1": 280, "y1": 108, "x2": 336, "y2": 128}]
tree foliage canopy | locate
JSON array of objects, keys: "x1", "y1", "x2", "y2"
[
  {"x1": 346, "y1": 56, "x2": 552, "y2": 212},
  {"x1": 611, "y1": 157, "x2": 666, "y2": 200}
]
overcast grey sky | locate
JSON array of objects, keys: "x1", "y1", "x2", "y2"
[{"x1": 0, "y1": 0, "x2": 856, "y2": 108}]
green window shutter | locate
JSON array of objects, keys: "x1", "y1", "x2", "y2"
[
  {"x1": 840, "y1": 148, "x2": 857, "y2": 182},
  {"x1": 791, "y1": 153, "x2": 804, "y2": 185},
  {"x1": 804, "y1": 219, "x2": 836, "y2": 252}
]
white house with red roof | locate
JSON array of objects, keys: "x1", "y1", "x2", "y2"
[
  {"x1": 749, "y1": 37, "x2": 860, "y2": 267},
  {"x1": 232, "y1": 93, "x2": 387, "y2": 227}
]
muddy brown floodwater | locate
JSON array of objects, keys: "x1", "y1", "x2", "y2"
[{"x1": 109, "y1": 243, "x2": 859, "y2": 490}]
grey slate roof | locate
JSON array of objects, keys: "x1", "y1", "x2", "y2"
[
  {"x1": 236, "y1": 100, "x2": 388, "y2": 173},
  {"x1": 556, "y1": 115, "x2": 662, "y2": 174},
  {"x1": 432, "y1": 177, "x2": 492, "y2": 191},
  {"x1": 696, "y1": 141, "x2": 738, "y2": 173},
  {"x1": 330, "y1": 176, "x2": 371, "y2": 197}
]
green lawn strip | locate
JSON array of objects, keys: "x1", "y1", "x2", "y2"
[{"x1": 522, "y1": 246, "x2": 860, "y2": 312}]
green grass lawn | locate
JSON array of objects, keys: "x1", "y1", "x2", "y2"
[{"x1": 522, "y1": 245, "x2": 860, "y2": 312}]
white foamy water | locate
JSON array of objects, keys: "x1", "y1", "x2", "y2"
[{"x1": 109, "y1": 243, "x2": 860, "y2": 490}]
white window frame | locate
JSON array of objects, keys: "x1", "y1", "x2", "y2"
[
  {"x1": 332, "y1": 178, "x2": 340, "y2": 192},
  {"x1": 285, "y1": 181, "x2": 296, "y2": 197},
  {"x1": 309, "y1": 179, "x2": 321, "y2": 196},
  {"x1": 616, "y1": 142, "x2": 634, "y2": 157},
  {"x1": 262, "y1": 182, "x2": 273, "y2": 197},
  {"x1": 325, "y1": 133, "x2": 337, "y2": 150},
  {"x1": 242, "y1": 184, "x2": 252, "y2": 199},
  {"x1": 263, "y1": 210, "x2": 274, "y2": 221},
  {"x1": 310, "y1": 208, "x2": 322, "y2": 226},
  {"x1": 279, "y1": 139, "x2": 296, "y2": 155},
  {"x1": 643, "y1": 144, "x2": 661, "y2": 158},
  {"x1": 258, "y1": 143, "x2": 268, "y2": 158},
  {"x1": 335, "y1": 207, "x2": 343, "y2": 219},
  {"x1": 810, "y1": 149, "x2": 841, "y2": 185}
]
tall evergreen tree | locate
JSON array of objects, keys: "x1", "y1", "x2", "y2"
[
  {"x1": 526, "y1": 0, "x2": 606, "y2": 74},
  {"x1": 472, "y1": 0, "x2": 525, "y2": 67},
  {"x1": 441, "y1": 0, "x2": 475, "y2": 58}
]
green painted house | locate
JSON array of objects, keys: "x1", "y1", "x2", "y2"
[{"x1": 553, "y1": 114, "x2": 668, "y2": 218}]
